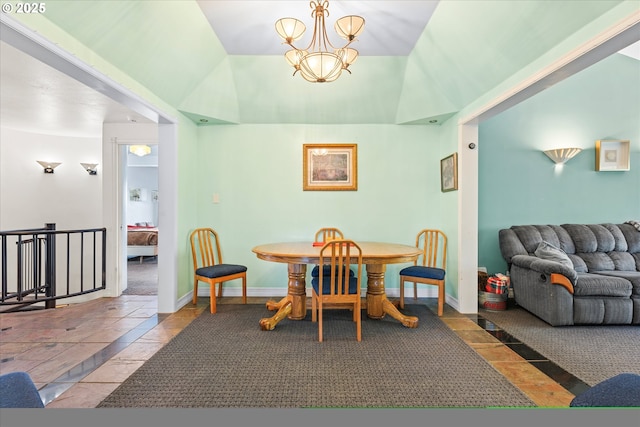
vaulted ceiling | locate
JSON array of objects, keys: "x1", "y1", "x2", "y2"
[{"x1": 1, "y1": 0, "x2": 637, "y2": 134}]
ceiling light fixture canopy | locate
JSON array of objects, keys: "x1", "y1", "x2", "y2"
[
  {"x1": 129, "y1": 145, "x2": 151, "y2": 157},
  {"x1": 543, "y1": 147, "x2": 582, "y2": 164},
  {"x1": 275, "y1": 0, "x2": 365, "y2": 83}
]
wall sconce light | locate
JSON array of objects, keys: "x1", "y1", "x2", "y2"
[
  {"x1": 543, "y1": 148, "x2": 582, "y2": 165},
  {"x1": 80, "y1": 163, "x2": 99, "y2": 175},
  {"x1": 129, "y1": 145, "x2": 151, "y2": 157},
  {"x1": 37, "y1": 161, "x2": 61, "y2": 173}
]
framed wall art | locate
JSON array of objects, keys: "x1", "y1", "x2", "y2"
[
  {"x1": 303, "y1": 143, "x2": 357, "y2": 191},
  {"x1": 440, "y1": 152, "x2": 458, "y2": 192},
  {"x1": 595, "y1": 139, "x2": 630, "y2": 171}
]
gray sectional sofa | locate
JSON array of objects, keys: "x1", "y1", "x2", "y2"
[{"x1": 498, "y1": 223, "x2": 640, "y2": 326}]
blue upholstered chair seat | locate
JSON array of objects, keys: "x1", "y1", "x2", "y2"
[
  {"x1": 0, "y1": 371, "x2": 44, "y2": 408},
  {"x1": 570, "y1": 373, "x2": 640, "y2": 407},
  {"x1": 399, "y1": 265, "x2": 446, "y2": 281},
  {"x1": 196, "y1": 264, "x2": 247, "y2": 279},
  {"x1": 311, "y1": 265, "x2": 355, "y2": 278},
  {"x1": 311, "y1": 276, "x2": 359, "y2": 295}
]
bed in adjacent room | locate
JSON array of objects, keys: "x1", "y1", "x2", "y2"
[{"x1": 127, "y1": 224, "x2": 158, "y2": 263}]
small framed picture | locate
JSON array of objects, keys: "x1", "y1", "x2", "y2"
[
  {"x1": 130, "y1": 188, "x2": 146, "y2": 201},
  {"x1": 440, "y1": 153, "x2": 458, "y2": 192},
  {"x1": 595, "y1": 139, "x2": 630, "y2": 171},
  {"x1": 303, "y1": 143, "x2": 357, "y2": 191}
]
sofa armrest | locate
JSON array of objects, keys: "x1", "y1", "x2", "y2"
[
  {"x1": 549, "y1": 273, "x2": 574, "y2": 295},
  {"x1": 509, "y1": 262, "x2": 576, "y2": 326},
  {"x1": 511, "y1": 254, "x2": 578, "y2": 284}
]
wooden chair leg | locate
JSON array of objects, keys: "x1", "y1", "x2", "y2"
[
  {"x1": 437, "y1": 282, "x2": 444, "y2": 316},
  {"x1": 210, "y1": 283, "x2": 217, "y2": 314},
  {"x1": 217, "y1": 282, "x2": 223, "y2": 298},
  {"x1": 193, "y1": 280, "x2": 198, "y2": 305},
  {"x1": 311, "y1": 294, "x2": 317, "y2": 322},
  {"x1": 318, "y1": 301, "x2": 323, "y2": 342},
  {"x1": 355, "y1": 302, "x2": 361, "y2": 341},
  {"x1": 399, "y1": 277, "x2": 405, "y2": 309},
  {"x1": 242, "y1": 276, "x2": 247, "y2": 304},
  {"x1": 413, "y1": 282, "x2": 418, "y2": 300}
]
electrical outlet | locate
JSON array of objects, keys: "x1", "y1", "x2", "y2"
[{"x1": 212, "y1": 193, "x2": 220, "y2": 203}]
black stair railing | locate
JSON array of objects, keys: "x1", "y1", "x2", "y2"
[{"x1": 1, "y1": 223, "x2": 106, "y2": 312}]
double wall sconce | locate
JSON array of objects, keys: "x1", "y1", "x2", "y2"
[
  {"x1": 37, "y1": 161, "x2": 99, "y2": 175},
  {"x1": 36, "y1": 161, "x2": 61, "y2": 173},
  {"x1": 543, "y1": 148, "x2": 582, "y2": 165},
  {"x1": 80, "y1": 163, "x2": 99, "y2": 175}
]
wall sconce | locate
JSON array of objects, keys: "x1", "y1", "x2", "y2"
[
  {"x1": 37, "y1": 161, "x2": 61, "y2": 173},
  {"x1": 543, "y1": 148, "x2": 582, "y2": 165},
  {"x1": 129, "y1": 145, "x2": 151, "y2": 157},
  {"x1": 80, "y1": 163, "x2": 98, "y2": 175}
]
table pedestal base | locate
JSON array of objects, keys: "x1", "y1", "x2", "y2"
[
  {"x1": 259, "y1": 264, "x2": 307, "y2": 330},
  {"x1": 259, "y1": 262, "x2": 419, "y2": 330},
  {"x1": 365, "y1": 264, "x2": 419, "y2": 328},
  {"x1": 260, "y1": 298, "x2": 292, "y2": 331}
]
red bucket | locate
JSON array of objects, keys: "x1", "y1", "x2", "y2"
[{"x1": 478, "y1": 291, "x2": 507, "y2": 311}]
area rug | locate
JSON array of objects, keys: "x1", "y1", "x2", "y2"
[
  {"x1": 479, "y1": 306, "x2": 640, "y2": 386},
  {"x1": 122, "y1": 257, "x2": 157, "y2": 295},
  {"x1": 98, "y1": 304, "x2": 535, "y2": 408}
]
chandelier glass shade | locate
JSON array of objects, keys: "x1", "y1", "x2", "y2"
[
  {"x1": 275, "y1": 1, "x2": 365, "y2": 83},
  {"x1": 129, "y1": 145, "x2": 151, "y2": 157}
]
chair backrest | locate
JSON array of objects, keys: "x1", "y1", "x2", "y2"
[
  {"x1": 190, "y1": 228, "x2": 223, "y2": 270},
  {"x1": 415, "y1": 229, "x2": 447, "y2": 269},
  {"x1": 314, "y1": 227, "x2": 344, "y2": 243},
  {"x1": 317, "y1": 239, "x2": 362, "y2": 297}
]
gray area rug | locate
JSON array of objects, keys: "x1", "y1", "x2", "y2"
[
  {"x1": 480, "y1": 306, "x2": 640, "y2": 386},
  {"x1": 98, "y1": 304, "x2": 535, "y2": 408},
  {"x1": 123, "y1": 257, "x2": 157, "y2": 295}
]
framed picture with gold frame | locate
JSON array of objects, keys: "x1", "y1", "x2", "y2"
[
  {"x1": 303, "y1": 143, "x2": 357, "y2": 191},
  {"x1": 440, "y1": 152, "x2": 458, "y2": 192},
  {"x1": 595, "y1": 139, "x2": 630, "y2": 171}
]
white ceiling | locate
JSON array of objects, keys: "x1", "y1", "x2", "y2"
[
  {"x1": 0, "y1": 40, "x2": 155, "y2": 137},
  {"x1": 0, "y1": 1, "x2": 638, "y2": 137}
]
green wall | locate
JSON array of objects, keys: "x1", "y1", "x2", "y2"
[
  {"x1": 478, "y1": 52, "x2": 640, "y2": 275},
  {"x1": 195, "y1": 124, "x2": 451, "y2": 293}
]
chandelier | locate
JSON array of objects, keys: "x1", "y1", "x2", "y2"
[
  {"x1": 275, "y1": 0, "x2": 365, "y2": 83},
  {"x1": 129, "y1": 145, "x2": 151, "y2": 157}
]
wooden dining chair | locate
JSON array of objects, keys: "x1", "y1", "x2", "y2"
[
  {"x1": 311, "y1": 239, "x2": 363, "y2": 342},
  {"x1": 399, "y1": 229, "x2": 447, "y2": 316},
  {"x1": 190, "y1": 227, "x2": 247, "y2": 314},
  {"x1": 314, "y1": 227, "x2": 344, "y2": 243},
  {"x1": 312, "y1": 227, "x2": 345, "y2": 279}
]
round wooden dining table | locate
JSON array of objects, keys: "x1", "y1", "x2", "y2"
[{"x1": 251, "y1": 241, "x2": 422, "y2": 331}]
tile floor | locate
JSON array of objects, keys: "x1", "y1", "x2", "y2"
[{"x1": 0, "y1": 295, "x2": 581, "y2": 408}]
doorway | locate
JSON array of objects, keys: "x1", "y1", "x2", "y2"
[{"x1": 123, "y1": 143, "x2": 159, "y2": 295}]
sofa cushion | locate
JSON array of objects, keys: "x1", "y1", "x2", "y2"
[
  {"x1": 567, "y1": 254, "x2": 588, "y2": 273},
  {"x1": 594, "y1": 271, "x2": 640, "y2": 295},
  {"x1": 619, "y1": 223, "x2": 640, "y2": 253},
  {"x1": 573, "y1": 273, "x2": 632, "y2": 297},
  {"x1": 602, "y1": 223, "x2": 629, "y2": 251},
  {"x1": 579, "y1": 252, "x2": 616, "y2": 272},
  {"x1": 534, "y1": 241, "x2": 573, "y2": 269},
  {"x1": 563, "y1": 224, "x2": 601, "y2": 253},
  {"x1": 511, "y1": 225, "x2": 547, "y2": 253},
  {"x1": 588, "y1": 224, "x2": 616, "y2": 252},
  {"x1": 609, "y1": 251, "x2": 637, "y2": 271}
]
